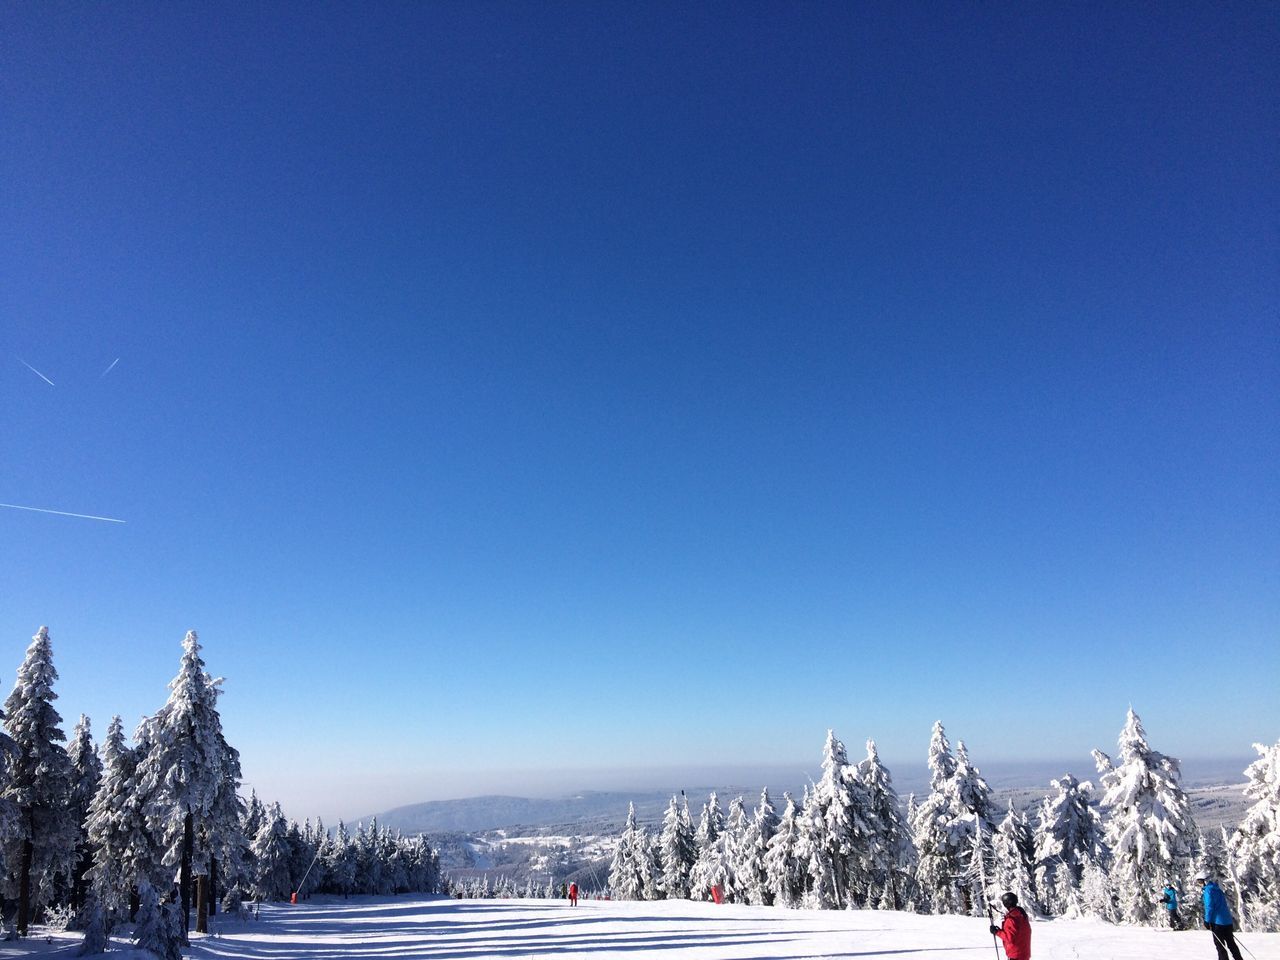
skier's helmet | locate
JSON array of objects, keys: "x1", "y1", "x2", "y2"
[
  {"x1": 1001, "y1": 892, "x2": 1018, "y2": 909},
  {"x1": 1194, "y1": 872, "x2": 1209, "y2": 883}
]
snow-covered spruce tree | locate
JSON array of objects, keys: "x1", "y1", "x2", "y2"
[
  {"x1": 764, "y1": 791, "x2": 806, "y2": 908},
  {"x1": 76, "y1": 890, "x2": 108, "y2": 956},
  {"x1": 991, "y1": 800, "x2": 1037, "y2": 913},
  {"x1": 326, "y1": 821, "x2": 357, "y2": 897},
  {"x1": 658, "y1": 794, "x2": 696, "y2": 899},
  {"x1": 856, "y1": 739, "x2": 915, "y2": 910},
  {"x1": 609, "y1": 803, "x2": 657, "y2": 900},
  {"x1": 2, "y1": 626, "x2": 77, "y2": 936},
  {"x1": 135, "y1": 630, "x2": 227, "y2": 937},
  {"x1": 739, "y1": 787, "x2": 779, "y2": 905},
  {"x1": 1227, "y1": 739, "x2": 1280, "y2": 931},
  {"x1": 796, "y1": 783, "x2": 837, "y2": 908},
  {"x1": 197, "y1": 677, "x2": 244, "y2": 922},
  {"x1": 84, "y1": 716, "x2": 134, "y2": 924},
  {"x1": 250, "y1": 802, "x2": 292, "y2": 901},
  {"x1": 132, "y1": 879, "x2": 183, "y2": 960},
  {"x1": 66, "y1": 714, "x2": 102, "y2": 915},
  {"x1": 688, "y1": 792, "x2": 724, "y2": 900},
  {"x1": 352, "y1": 820, "x2": 375, "y2": 894},
  {"x1": 802, "y1": 729, "x2": 873, "y2": 909},
  {"x1": 719, "y1": 795, "x2": 749, "y2": 903},
  {"x1": 1031, "y1": 773, "x2": 1107, "y2": 917},
  {"x1": 950, "y1": 740, "x2": 996, "y2": 914},
  {"x1": 909, "y1": 722, "x2": 968, "y2": 914},
  {"x1": 1092, "y1": 707, "x2": 1198, "y2": 925}
]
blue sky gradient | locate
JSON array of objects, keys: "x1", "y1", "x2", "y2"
[{"x1": 2, "y1": 3, "x2": 1276, "y2": 820}]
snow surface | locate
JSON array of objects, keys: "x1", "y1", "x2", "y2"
[{"x1": 5, "y1": 895, "x2": 1278, "y2": 960}]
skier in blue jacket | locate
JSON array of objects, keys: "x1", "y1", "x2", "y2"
[
  {"x1": 1196, "y1": 873, "x2": 1243, "y2": 960},
  {"x1": 1160, "y1": 882, "x2": 1180, "y2": 929}
]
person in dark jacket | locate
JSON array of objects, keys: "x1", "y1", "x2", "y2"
[
  {"x1": 1161, "y1": 883, "x2": 1181, "y2": 929},
  {"x1": 1197, "y1": 873, "x2": 1243, "y2": 960},
  {"x1": 989, "y1": 892, "x2": 1031, "y2": 960}
]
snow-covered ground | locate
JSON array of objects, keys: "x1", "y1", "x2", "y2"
[{"x1": 4, "y1": 895, "x2": 1277, "y2": 960}]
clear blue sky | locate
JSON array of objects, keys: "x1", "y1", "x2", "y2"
[{"x1": 2, "y1": 3, "x2": 1276, "y2": 822}]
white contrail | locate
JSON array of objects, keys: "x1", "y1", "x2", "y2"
[
  {"x1": 100, "y1": 357, "x2": 120, "y2": 378},
  {"x1": 0, "y1": 502, "x2": 126, "y2": 524},
  {"x1": 17, "y1": 357, "x2": 55, "y2": 386}
]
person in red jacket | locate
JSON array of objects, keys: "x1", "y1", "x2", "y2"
[
  {"x1": 989, "y1": 892, "x2": 1031, "y2": 960},
  {"x1": 568, "y1": 881, "x2": 579, "y2": 906}
]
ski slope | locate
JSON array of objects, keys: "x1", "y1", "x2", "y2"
[{"x1": 5, "y1": 895, "x2": 1276, "y2": 960}]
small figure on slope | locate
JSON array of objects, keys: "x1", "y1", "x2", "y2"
[
  {"x1": 1161, "y1": 881, "x2": 1181, "y2": 929},
  {"x1": 568, "y1": 881, "x2": 578, "y2": 907},
  {"x1": 989, "y1": 891, "x2": 1031, "y2": 960},
  {"x1": 1196, "y1": 873, "x2": 1243, "y2": 960}
]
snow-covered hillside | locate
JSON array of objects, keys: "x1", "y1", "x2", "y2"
[{"x1": 10, "y1": 895, "x2": 1279, "y2": 960}]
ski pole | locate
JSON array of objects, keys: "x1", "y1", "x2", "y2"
[{"x1": 986, "y1": 904, "x2": 1002, "y2": 960}]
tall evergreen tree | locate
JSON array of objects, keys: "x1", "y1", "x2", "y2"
[
  {"x1": 84, "y1": 716, "x2": 136, "y2": 922},
  {"x1": 658, "y1": 794, "x2": 695, "y2": 899},
  {"x1": 326, "y1": 821, "x2": 357, "y2": 897},
  {"x1": 856, "y1": 739, "x2": 914, "y2": 910},
  {"x1": 952, "y1": 740, "x2": 996, "y2": 914},
  {"x1": 805, "y1": 730, "x2": 872, "y2": 909},
  {"x1": 66, "y1": 715, "x2": 102, "y2": 913},
  {"x1": 910, "y1": 722, "x2": 968, "y2": 914},
  {"x1": 197, "y1": 676, "x2": 244, "y2": 922},
  {"x1": 763, "y1": 791, "x2": 806, "y2": 908},
  {"x1": 136, "y1": 631, "x2": 227, "y2": 936},
  {"x1": 608, "y1": 803, "x2": 656, "y2": 900},
  {"x1": 991, "y1": 800, "x2": 1037, "y2": 912},
  {"x1": 688, "y1": 792, "x2": 724, "y2": 900},
  {"x1": 1031, "y1": 773, "x2": 1107, "y2": 916},
  {"x1": 1092, "y1": 707, "x2": 1199, "y2": 925},
  {"x1": 2, "y1": 626, "x2": 77, "y2": 935},
  {"x1": 1227, "y1": 739, "x2": 1280, "y2": 931},
  {"x1": 250, "y1": 802, "x2": 291, "y2": 901},
  {"x1": 739, "y1": 787, "x2": 779, "y2": 905}
]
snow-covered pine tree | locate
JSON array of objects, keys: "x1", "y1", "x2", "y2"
[
  {"x1": 66, "y1": 714, "x2": 102, "y2": 914},
  {"x1": 763, "y1": 791, "x2": 806, "y2": 908},
  {"x1": 1092, "y1": 707, "x2": 1199, "y2": 925},
  {"x1": 1030, "y1": 772, "x2": 1107, "y2": 916},
  {"x1": 738, "y1": 787, "x2": 779, "y2": 905},
  {"x1": 658, "y1": 794, "x2": 696, "y2": 900},
  {"x1": 856, "y1": 739, "x2": 914, "y2": 910},
  {"x1": 285, "y1": 820, "x2": 310, "y2": 895},
  {"x1": 85, "y1": 716, "x2": 133, "y2": 925},
  {"x1": 76, "y1": 890, "x2": 108, "y2": 956},
  {"x1": 910, "y1": 721, "x2": 967, "y2": 914},
  {"x1": 135, "y1": 630, "x2": 226, "y2": 936},
  {"x1": 991, "y1": 800, "x2": 1037, "y2": 913},
  {"x1": 2, "y1": 626, "x2": 77, "y2": 936},
  {"x1": 356, "y1": 819, "x2": 383, "y2": 895},
  {"x1": 688, "y1": 792, "x2": 724, "y2": 900},
  {"x1": 804, "y1": 729, "x2": 872, "y2": 909},
  {"x1": 198, "y1": 676, "x2": 244, "y2": 921},
  {"x1": 608, "y1": 803, "x2": 651, "y2": 900},
  {"x1": 951, "y1": 740, "x2": 996, "y2": 914},
  {"x1": 250, "y1": 802, "x2": 292, "y2": 901},
  {"x1": 132, "y1": 879, "x2": 183, "y2": 960},
  {"x1": 719, "y1": 795, "x2": 748, "y2": 903},
  {"x1": 1227, "y1": 739, "x2": 1280, "y2": 931},
  {"x1": 326, "y1": 821, "x2": 357, "y2": 897}
]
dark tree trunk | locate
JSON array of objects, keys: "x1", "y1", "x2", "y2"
[
  {"x1": 180, "y1": 811, "x2": 193, "y2": 940},
  {"x1": 195, "y1": 875, "x2": 209, "y2": 934},
  {"x1": 17, "y1": 835, "x2": 33, "y2": 937},
  {"x1": 129, "y1": 886, "x2": 140, "y2": 922},
  {"x1": 209, "y1": 855, "x2": 218, "y2": 917}
]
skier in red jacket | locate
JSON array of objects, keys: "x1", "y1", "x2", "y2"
[
  {"x1": 989, "y1": 892, "x2": 1031, "y2": 960},
  {"x1": 568, "y1": 881, "x2": 579, "y2": 906}
]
